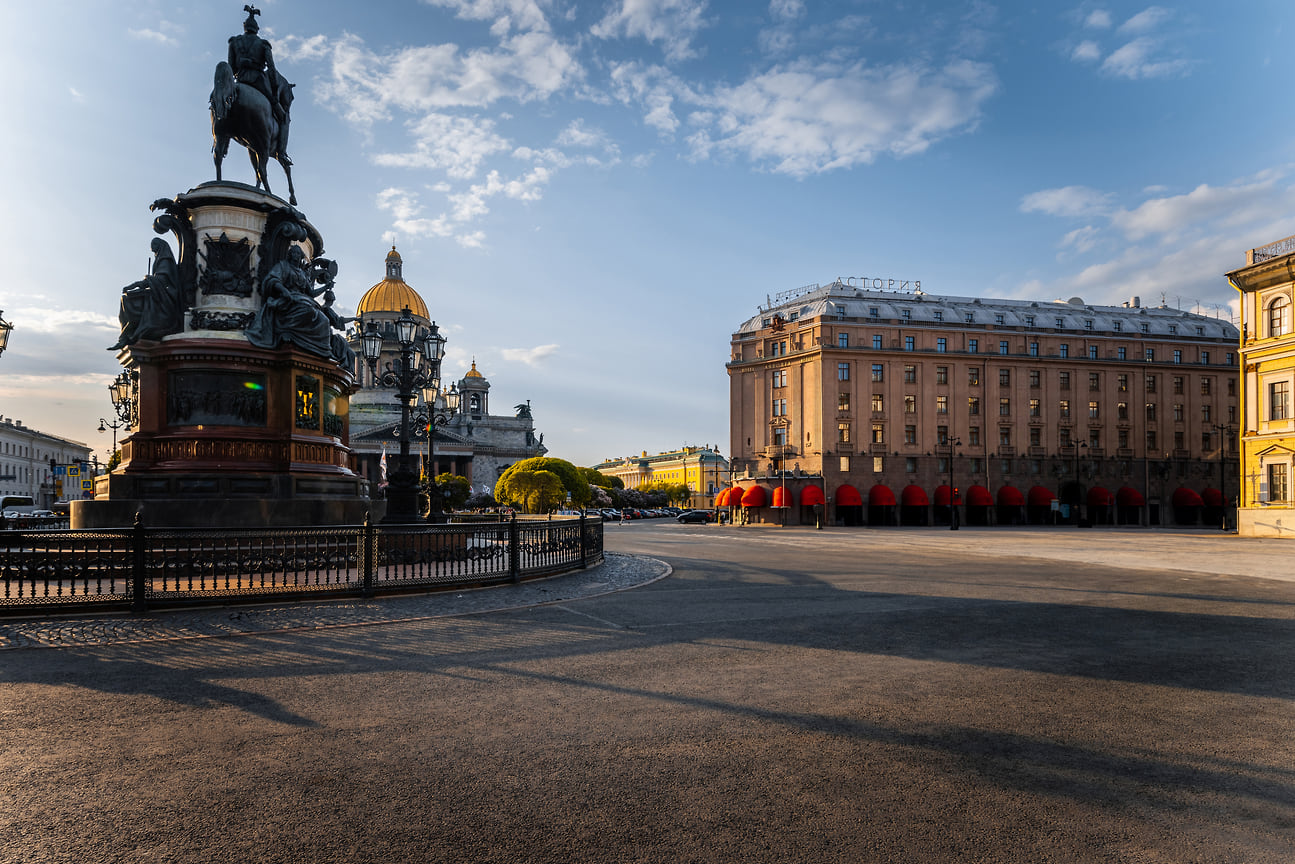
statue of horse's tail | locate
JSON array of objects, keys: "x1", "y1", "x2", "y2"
[{"x1": 210, "y1": 61, "x2": 237, "y2": 121}]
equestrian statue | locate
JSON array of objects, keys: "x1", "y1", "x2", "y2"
[{"x1": 210, "y1": 6, "x2": 297, "y2": 204}]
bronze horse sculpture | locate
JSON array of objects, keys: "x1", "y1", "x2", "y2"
[{"x1": 210, "y1": 60, "x2": 297, "y2": 205}]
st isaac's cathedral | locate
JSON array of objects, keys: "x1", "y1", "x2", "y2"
[{"x1": 345, "y1": 248, "x2": 546, "y2": 496}]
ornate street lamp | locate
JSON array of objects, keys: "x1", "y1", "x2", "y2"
[
  {"x1": 418, "y1": 382, "x2": 460, "y2": 522},
  {"x1": 945, "y1": 436, "x2": 962, "y2": 531},
  {"x1": 1073, "y1": 439, "x2": 1088, "y2": 524},
  {"x1": 0, "y1": 310, "x2": 12, "y2": 358},
  {"x1": 98, "y1": 417, "x2": 128, "y2": 462},
  {"x1": 1213, "y1": 423, "x2": 1233, "y2": 531},
  {"x1": 361, "y1": 307, "x2": 447, "y2": 523},
  {"x1": 108, "y1": 370, "x2": 137, "y2": 426}
]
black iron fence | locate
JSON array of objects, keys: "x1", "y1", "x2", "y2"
[{"x1": 0, "y1": 514, "x2": 603, "y2": 616}]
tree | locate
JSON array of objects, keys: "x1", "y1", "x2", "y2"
[
  {"x1": 496, "y1": 457, "x2": 590, "y2": 507},
  {"x1": 428, "y1": 472, "x2": 471, "y2": 513},
  {"x1": 580, "y1": 466, "x2": 623, "y2": 490},
  {"x1": 496, "y1": 469, "x2": 566, "y2": 514}
]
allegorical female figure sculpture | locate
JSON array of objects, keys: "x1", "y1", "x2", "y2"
[{"x1": 110, "y1": 238, "x2": 184, "y2": 350}]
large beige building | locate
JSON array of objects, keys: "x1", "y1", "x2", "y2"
[
  {"x1": 1227, "y1": 233, "x2": 1295, "y2": 537},
  {"x1": 727, "y1": 281, "x2": 1240, "y2": 527}
]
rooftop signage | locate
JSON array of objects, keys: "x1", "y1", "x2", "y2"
[{"x1": 838, "y1": 276, "x2": 920, "y2": 292}]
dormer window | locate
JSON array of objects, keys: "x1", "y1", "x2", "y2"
[{"x1": 901, "y1": 309, "x2": 912, "y2": 320}]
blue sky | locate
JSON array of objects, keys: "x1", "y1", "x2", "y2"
[{"x1": 1, "y1": 0, "x2": 1292, "y2": 469}]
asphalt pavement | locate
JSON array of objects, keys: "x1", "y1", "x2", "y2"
[{"x1": 2, "y1": 524, "x2": 1292, "y2": 863}]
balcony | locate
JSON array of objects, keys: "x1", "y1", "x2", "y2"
[{"x1": 763, "y1": 444, "x2": 798, "y2": 459}]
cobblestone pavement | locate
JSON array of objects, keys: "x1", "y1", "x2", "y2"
[{"x1": 0, "y1": 552, "x2": 669, "y2": 650}]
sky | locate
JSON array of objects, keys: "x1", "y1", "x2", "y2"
[{"x1": 1, "y1": 0, "x2": 1293, "y2": 469}]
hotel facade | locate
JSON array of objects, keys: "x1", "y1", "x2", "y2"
[
  {"x1": 726, "y1": 280, "x2": 1240, "y2": 527},
  {"x1": 1227, "y1": 234, "x2": 1295, "y2": 537}
]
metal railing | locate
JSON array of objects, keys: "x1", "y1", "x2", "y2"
[{"x1": 0, "y1": 513, "x2": 603, "y2": 616}]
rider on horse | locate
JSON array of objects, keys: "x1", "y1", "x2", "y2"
[{"x1": 229, "y1": 6, "x2": 287, "y2": 127}]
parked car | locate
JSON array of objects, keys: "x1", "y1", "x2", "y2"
[{"x1": 677, "y1": 509, "x2": 714, "y2": 524}]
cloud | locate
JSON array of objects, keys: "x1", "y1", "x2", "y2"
[
  {"x1": 1060, "y1": 225, "x2": 1101, "y2": 254},
  {"x1": 1118, "y1": 6, "x2": 1172, "y2": 35},
  {"x1": 128, "y1": 28, "x2": 177, "y2": 46},
  {"x1": 1020, "y1": 185, "x2": 1113, "y2": 218},
  {"x1": 422, "y1": 0, "x2": 552, "y2": 34},
  {"x1": 592, "y1": 0, "x2": 712, "y2": 63},
  {"x1": 1071, "y1": 40, "x2": 1101, "y2": 62},
  {"x1": 1100, "y1": 37, "x2": 1187, "y2": 79},
  {"x1": 501, "y1": 344, "x2": 560, "y2": 365},
  {"x1": 1084, "y1": 10, "x2": 1112, "y2": 29},
  {"x1": 1111, "y1": 179, "x2": 1281, "y2": 241},
  {"x1": 276, "y1": 34, "x2": 331, "y2": 62},
  {"x1": 677, "y1": 58, "x2": 997, "y2": 177},
  {"x1": 373, "y1": 114, "x2": 511, "y2": 179}
]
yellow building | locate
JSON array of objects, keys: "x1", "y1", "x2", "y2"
[
  {"x1": 594, "y1": 447, "x2": 728, "y2": 509},
  {"x1": 1228, "y1": 235, "x2": 1295, "y2": 537}
]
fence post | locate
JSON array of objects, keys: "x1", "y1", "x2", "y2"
[
  {"x1": 362, "y1": 511, "x2": 375, "y2": 598},
  {"x1": 131, "y1": 511, "x2": 147, "y2": 615},
  {"x1": 579, "y1": 511, "x2": 588, "y2": 569},
  {"x1": 509, "y1": 513, "x2": 520, "y2": 583}
]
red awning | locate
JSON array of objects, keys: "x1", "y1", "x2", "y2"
[
  {"x1": 934, "y1": 484, "x2": 952, "y2": 506},
  {"x1": 868, "y1": 484, "x2": 897, "y2": 507},
  {"x1": 836, "y1": 484, "x2": 864, "y2": 506},
  {"x1": 802, "y1": 485, "x2": 826, "y2": 506},
  {"x1": 997, "y1": 486, "x2": 1024, "y2": 507},
  {"x1": 714, "y1": 488, "x2": 729, "y2": 506},
  {"x1": 1172, "y1": 487, "x2": 1204, "y2": 507},
  {"x1": 1202, "y1": 488, "x2": 1225, "y2": 507},
  {"x1": 901, "y1": 484, "x2": 928, "y2": 507},
  {"x1": 724, "y1": 487, "x2": 742, "y2": 506},
  {"x1": 1116, "y1": 486, "x2": 1145, "y2": 506},
  {"x1": 966, "y1": 485, "x2": 994, "y2": 506},
  {"x1": 772, "y1": 486, "x2": 796, "y2": 508},
  {"x1": 741, "y1": 485, "x2": 768, "y2": 507},
  {"x1": 1028, "y1": 486, "x2": 1055, "y2": 507},
  {"x1": 1087, "y1": 486, "x2": 1114, "y2": 507}
]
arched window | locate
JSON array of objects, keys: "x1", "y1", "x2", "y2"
[{"x1": 1269, "y1": 296, "x2": 1291, "y2": 338}]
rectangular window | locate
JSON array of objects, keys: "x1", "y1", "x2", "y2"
[
  {"x1": 838, "y1": 423, "x2": 851, "y2": 443},
  {"x1": 901, "y1": 309, "x2": 911, "y2": 320},
  {"x1": 1118, "y1": 402, "x2": 1128, "y2": 420},
  {"x1": 1146, "y1": 430, "x2": 1157, "y2": 450},
  {"x1": 999, "y1": 398, "x2": 1011, "y2": 416},
  {"x1": 1000, "y1": 427, "x2": 1012, "y2": 446},
  {"x1": 1226, "y1": 352, "x2": 1235, "y2": 366},
  {"x1": 1029, "y1": 370, "x2": 1040, "y2": 388},
  {"x1": 771, "y1": 369, "x2": 786, "y2": 388},
  {"x1": 1059, "y1": 400, "x2": 1070, "y2": 419},
  {"x1": 1118, "y1": 346, "x2": 1127, "y2": 360},
  {"x1": 872, "y1": 424, "x2": 884, "y2": 444},
  {"x1": 937, "y1": 395, "x2": 948, "y2": 414},
  {"x1": 1145, "y1": 375, "x2": 1157, "y2": 393},
  {"x1": 1269, "y1": 464, "x2": 1289, "y2": 502},
  {"x1": 838, "y1": 333, "x2": 849, "y2": 348},
  {"x1": 1089, "y1": 401, "x2": 1099, "y2": 419},
  {"x1": 1060, "y1": 372, "x2": 1071, "y2": 390},
  {"x1": 1141, "y1": 323, "x2": 1150, "y2": 334},
  {"x1": 937, "y1": 425, "x2": 949, "y2": 445},
  {"x1": 1272, "y1": 381, "x2": 1291, "y2": 420},
  {"x1": 872, "y1": 394, "x2": 884, "y2": 413},
  {"x1": 905, "y1": 395, "x2": 917, "y2": 413},
  {"x1": 969, "y1": 427, "x2": 981, "y2": 446},
  {"x1": 1088, "y1": 345, "x2": 1098, "y2": 359},
  {"x1": 1201, "y1": 404, "x2": 1212, "y2": 423},
  {"x1": 1174, "y1": 431, "x2": 1184, "y2": 450},
  {"x1": 933, "y1": 310, "x2": 943, "y2": 322},
  {"x1": 1146, "y1": 403, "x2": 1156, "y2": 421},
  {"x1": 968, "y1": 368, "x2": 980, "y2": 386},
  {"x1": 1059, "y1": 427, "x2": 1071, "y2": 447},
  {"x1": 968, "y1": 338, "x2": 978, "y2": 353},
  {"x1": 838, "y1": 362, "x2": 850, "y2": 381},
  {"x1": 937, "y1": 337, "x2": 947, "y2": 353},
  {"x1": 1029, "y1": 398, "x2": 1040, "y2": 417},
  {"x1": 1173, "y1": 376, "x2": 1184, "y2": 394},
  {"x1": 1029, "y1": 342, "x2": 1039, "y2": 357},
  {"x1": 937, "y1": 456, "x2": 949, "y2": 473},
  {"x1": 873, "y1": 334, "x2": 883, "y2": 349},
  {"x1": 999, "y1": 340, "x2": 1009, "y2": 355},
  {"x1": 840, "y1": 456, "x2": 851, "y2": 472},
  {"x1": 871, "y1": 363, "x2": 884, "y2": 382},
  {"x1": 906, "y1": 457, "x2": 918, "y2": 473},
  {"x1": 1059, "y1": 344, "x2": 1069, "y2": 358},
  {"x1": 869, "y1": 307, "x2": 880, "y2": 318},
  {"x1": 1200, "y1": 351, "x2": 1209, "y2": 365},
  {"x1": 1085, "y1": 319, "x2": 1093, "y2": 330},
  {"x1": 969, "y1": 458, "x2": 982, "y2": 474},
  {"x1": 1114, "y1": 321, "x2": 1123, "y2": 332},
  {"x1": 1228, "y1": 378, "x2": 1236, "y2": 396},
  {"x1": 1118, "y1": 429, "x2": 1129, "y2": 449},
  {"x1": 968, "y1": 397, "x2": 980, "y2": 415},
  {"x1": 1173, "y1": 350, "x2": 1182, "y2": 364},
  {"x1": 1145, "y1": 348, "x2": 1155, "y2": 361},
  {"x1": 1029, "y1": 427, "x2": 1041, "y2": 446},
  {"x1": 995, "y1": 313, "x2": 1005, "y2": 325},
  {"x1": 1118, "y1": 374, "x2": 1128, "y2": 392},
  {"x1": 1089, "y1": 372, "x2": 1100, "y2": 390},
  {"x1": 965, "y1": 312, "x2": 975, "y2": 323},
  {"x1": 999, "y1": 369, "x2": 1011, "y2": 387},
  {"x1": 936, "y1": 366, "x2": 948, "y2": 385},
  {"x1": 1201, "y1": 378, "x2": 1212, "y2": 395},
  {"x1": 838, "y1": 393, "x2": 850, "y2": 411},
  {"x1": 904, "y1": 365, "x2": 917, "y2": 383},
  {"x1": 1025, "y1": 316, "x2": 1035, "y2": 327},
  {"x1": 1056, "y1": 317, "x2": 1065, "y2": 328},
  {"x1": 904, "y1": 425, "x2": 917, "y2": 445},
  {"x1": 904, "y1": 336, "x2": 915, "y2": 351},
  {"x1": 873, "y1": 456, "x2": 884, "y2": 473}
]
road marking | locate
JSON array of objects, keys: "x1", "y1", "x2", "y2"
[{"x1": 554, "y1": 604, "x2": 625, "y2": 629}]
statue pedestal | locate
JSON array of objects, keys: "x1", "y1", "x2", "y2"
[{"x1": 74, "y1": 183, "x2": 369, "y2": 528}]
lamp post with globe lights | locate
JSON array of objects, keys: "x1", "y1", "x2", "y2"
[
  {"x1": 360, "y1": 307, "x2": 447, "y2": 523},
  {"x1": 0, "y1": 310, "x2": 12, "y2": 358}
]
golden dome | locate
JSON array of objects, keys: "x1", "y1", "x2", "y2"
[
  {"x1": 465, "y1": 359, "x2": 483, "y2": 378},
  {"x1": 356, "y1": 246, "x2": 429, "y2": 319}
]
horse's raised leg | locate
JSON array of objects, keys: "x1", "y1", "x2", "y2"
[{"x1": 279, "y1": 156, "x2": 297, "y2": 206}]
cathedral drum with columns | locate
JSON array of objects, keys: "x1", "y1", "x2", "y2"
[{"x1": 346, "y1": 248, "x2": 547, "y2": 507}]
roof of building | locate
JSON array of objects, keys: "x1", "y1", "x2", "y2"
[
  {"x1": 356, "y1": 246, "x2": 430, "y2": 320},
  {"x1": 735, "y1": 280, "x2": 1239, "y2": 340}
]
